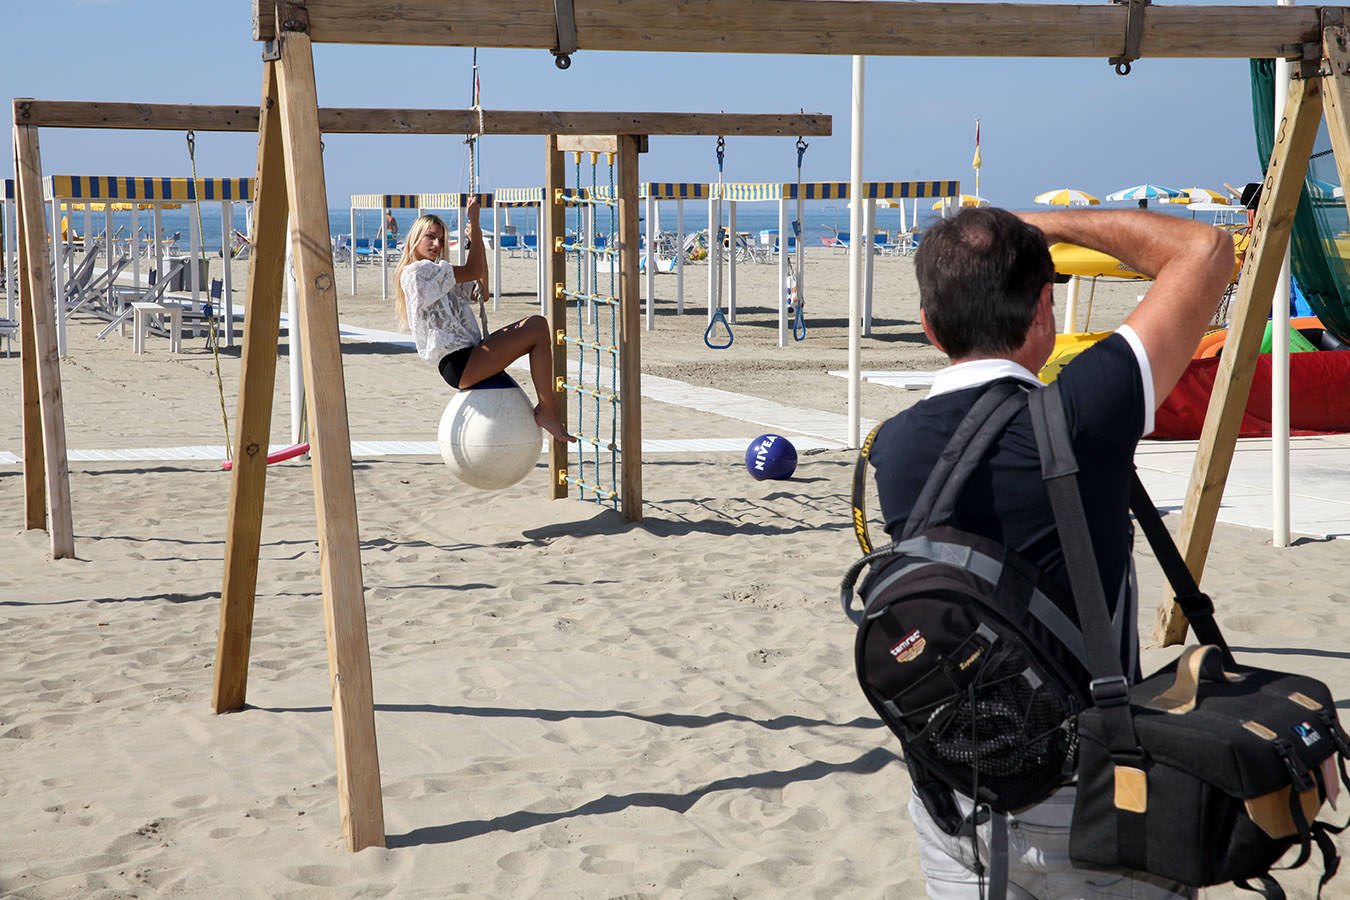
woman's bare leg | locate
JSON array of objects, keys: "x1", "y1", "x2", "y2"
[{"x1": 458, "y1": 315, "x2": 576, "y2": 443}]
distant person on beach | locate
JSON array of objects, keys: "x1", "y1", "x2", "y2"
[
  {"x1": 395, "y1": 197, "x2": 574, "y2": 444},
  {"x1": 384, "y1": 211, "x2": 400, "y2": 244},
  {"x1": 868, "y1": 207, "x2": 1232, "y2": 898}
]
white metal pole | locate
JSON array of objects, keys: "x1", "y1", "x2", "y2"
[
  {"x1": 103, "y1": 205, "x2": 113, "y2": 310},
  {"x1": 3, "y1": 196, "x2": 14, "y2": 321},
  {"x1": 51, "y1": 199, "x2": 66, "y2": 356},
  {"x1": 131, "y1": 205, "x2": 142, "y2": 289},
  {"x1": 190, "y1": 202, "x2": 201, "y2": 308},
  {"x1": 349, "y1": 206, "x2": 356, "y2": 296},
  {"x1": 1063, "y1": 275, "x2": 1080, "y2": 333},
  {"x1": 380, "y1": 206, "x2": 389, "y2": 301},
  {"x1": 222, "y1": 202, "x2": 236, "y2": 348},
  {"x1": 864, "y1": 197, "x2": 876, "y2": 335},
  {"x1": 492, "y1": 199, "x2": 502, "y2": 311},
  {"x1": 153, "y1": 205, "x2": 164, "y2": 284},
  {"x1": 1273, "y1": 10, "x2": 1293, "y2": 547},
  {"x1": 536, "y1": 204, "x2": 545, "y2": 315},
  {"x1": 728, "y1": 198, "x2": 738, "y2": 323},
  {"x1": 778, "y1": 194, "x2": 789, "y2": 347},
  {"x1": 676, "y1": 198, "x2": 685, "y2": 314},
  {"x1": 847, "y1": 55, "x2": 866, "y2": 449},
  {"x1": 645, "y1": 192, "x2": 656, "y2": 330},
  {"x1": 287, "y1": 216, "x2": 303, "y2": 445},
  {"x1": 707, "y1": 192, "x2": 717, "y2": 325}
]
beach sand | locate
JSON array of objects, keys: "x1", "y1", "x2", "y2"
[{"x1": 2, "y1": 249, "x2": 1346, "y2": 899}]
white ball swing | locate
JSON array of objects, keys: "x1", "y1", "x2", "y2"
[{"x1": 437, "y1": 372, "x2": 542, "y2": 490}]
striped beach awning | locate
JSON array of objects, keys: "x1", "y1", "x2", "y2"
[
  {"x1": 643, "y1": 182, "x2": 710, "y2": 200},
  {"x1": 43, "y1": 175, "x2": 254, "y2": 202},
  {"x1": 494, "y1": 187, "x2": 545, "y2": 206},
  {"x1": 722, "y1": 180, "x2": 961, "y2": 201},
  {"x1": 417, "y1": 192, "x2": 494, "y2": 210},
  {"x1": 351, "y1": 193, "x2": 419, "y2": 210}
]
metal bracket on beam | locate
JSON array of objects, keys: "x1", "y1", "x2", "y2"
[
  {"x1": 1289, "y1": 42, "x2": 1323, "y2": 79},
  {"x1": 277, "y1": 1, "x2": 310, "y2": 34},
  {"x1": 1108, "y1": 0, "x2": 1150, "y2": 76},
  {"x1": 261, "y1": 40, "x2": 281, "y2": 62},
  {"x1": 553, "y1": 0, "x2": 578, "y2": 69}
]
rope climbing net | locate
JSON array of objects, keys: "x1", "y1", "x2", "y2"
[{"x1": 555, "y1": 151, "x2": 622, "y2": 509}]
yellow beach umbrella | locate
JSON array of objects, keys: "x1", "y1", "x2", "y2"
[
  {"x1": 1034, "y1": 188, "x2": 1100, "y2": 207},
  {"x1": 932, "y1": 194, "x2": 989, "y2": 210},
  {"x1": 1167, "y1": 188, "x2": 1229, "y2": 205}
]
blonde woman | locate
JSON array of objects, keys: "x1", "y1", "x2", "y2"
[{"x1": 396, "y1": 198, "x2": 573, "y2": 444}]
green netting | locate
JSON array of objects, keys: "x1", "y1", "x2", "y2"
[{"x1": 1250, "y1": 59, "x2": 1350, "y2": 342}]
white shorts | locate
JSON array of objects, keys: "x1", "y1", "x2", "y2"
[{"x1": 908, "y1": 785, "x2": 1197, "y2": 900}]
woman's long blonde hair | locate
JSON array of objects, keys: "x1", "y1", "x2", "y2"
[{"x1": 394, "y1": 213, "x2": 450, "y2": 327}]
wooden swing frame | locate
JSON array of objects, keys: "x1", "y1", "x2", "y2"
[{"x1": 15, "y1": 0, "x2": 1350, "y2": 853}]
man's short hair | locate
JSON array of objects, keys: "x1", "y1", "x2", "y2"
[
  {"x1": 1241, "y1": 182, "x2": 1263, "y2": 210},
  {"x1": 915, "y1": 207, "x2": 1053, "y2": 359}
]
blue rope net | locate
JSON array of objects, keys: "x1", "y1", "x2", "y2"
[{"x1": 557, "y1": 151, "x2": 622, "y2": 508}]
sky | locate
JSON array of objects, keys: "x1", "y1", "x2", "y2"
[{"x1": 2, "y1": 1, "x2": 1268, "y2": 211}]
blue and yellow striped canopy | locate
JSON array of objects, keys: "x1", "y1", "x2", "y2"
[{"x1": 44, "y1": 175, "x2": 253, "y2": 202}]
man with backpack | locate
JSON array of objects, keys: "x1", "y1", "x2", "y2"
[{"x1": 869, "y1": 207, "x2": 1234, "y2": 897}]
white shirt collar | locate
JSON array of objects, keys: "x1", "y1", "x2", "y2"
[
  {"x1": 924, "y1": 325, "x2": 1155, "y2": 437},
  {"x1": 927, "y1": 358, "x2": 1043, "y2": 398}
]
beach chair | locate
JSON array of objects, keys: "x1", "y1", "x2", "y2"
[
  {"x1": 97, "y1": 259, "x2": 186, "y2": 341},
  {"x1": 522, "y1": 234, "x2": 539, "y2": 259},
  {"x1": 0, "y1": 317, "x2": 16, "y2": 358}
]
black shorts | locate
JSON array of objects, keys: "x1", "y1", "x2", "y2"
[{"x1": 437, "y1": 345, "x2": 476, "y2": 388}]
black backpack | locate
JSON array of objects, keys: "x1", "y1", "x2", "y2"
[
  {"x1": 841, "y1": 381, "x2": 1089, "y2": 823},
  {"x1": 842, "y1": 380, "x2": 1350, "y2": 898}
]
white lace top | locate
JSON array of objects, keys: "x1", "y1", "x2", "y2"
[{"x1": 400, "y1": 258, "x2": 482, "y2": 365}]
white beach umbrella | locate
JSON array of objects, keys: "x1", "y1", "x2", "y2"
[
  {"x1": 1174, "y1": 187, "x2": 1229, "y2": 205},
  {"x1": 1104, "y1": 183, "x2": 1185, "y2": 208},
  {"x1": 1034, "y1": 188, "x2": 1100, "y2": 206}
]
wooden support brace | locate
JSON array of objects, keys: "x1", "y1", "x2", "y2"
[
  {"x1": 13, "y1": 129, "x2": 44, "y2": 532},
  {"x1": 275, "y1": 24, "x2": 385, "y2": 851},
  {"x1": 545, "y1": 136, "x2": 569, "y2": 500},
  {"x1": 214, "y1": 62, "x2": 291, "y2": 714},
  {"x1": 616, "y1": 134, "x2": 644, "y2": 523},
  {"x1": 12, "y1": 123, "x2": 74, "y2": 558},
  {"x1": 1153, "y1": 70, "x2": 1322, "y2": 646}
]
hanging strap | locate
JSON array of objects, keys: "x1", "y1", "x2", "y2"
[
  {"x1": 1029, "y1": 384, "x2": 1142, "y2": 762},
  {"x1": 1127, "y1": 475, "x2": 1232, "y2": 662}
]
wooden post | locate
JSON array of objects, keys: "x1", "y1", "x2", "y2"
[
  {"x1": 12, "y1": 135, "x2": 44, "y2": 532},
  {"x1": 13, "y1": 122, "x2": 74, "y2": 558},
  {"x1": 214, "y1": 62, "x2": 291, "y2": 715},
  {"x1": 1153, "y1": 69, "x2": 1321, "y2": 646},
  {"x1": 275, "y1": 23, "x2": 385, "y2": 851},
  {"x1": 545, "y1": 135, "x2": 569, "y2": 500},
  {"x1": 616, "y1": 134, "x2": 644, "y2": 523}
]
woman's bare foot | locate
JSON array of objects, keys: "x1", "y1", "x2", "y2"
[{"x1": 534, "y1": 405, "x2": 577, "y2": 443}]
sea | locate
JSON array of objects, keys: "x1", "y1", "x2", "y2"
[
  {"x1": 39, "y1": 199, "x2": 1235, "y2": 257},
  {"x1": 41, "y1": 201, "x2": 947, "y2": 256}
]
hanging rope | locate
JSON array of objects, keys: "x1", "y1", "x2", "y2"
[
  {"x1": 186, "y1": 130, "x2": 234, "y2": 460},
  {"x1": 790, "y1": 135, "x2": 808, "y2": 342},
  {"x1": 467, "y1": 48, "x2": 488, "y2": 336},
  {"x1": 706, "y1": 136, "x2": 733, "y2": 350}
]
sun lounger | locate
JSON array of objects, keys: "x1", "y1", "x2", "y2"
[{"x1": 0, "y1": 317, "x2": 16, "y2": 357}]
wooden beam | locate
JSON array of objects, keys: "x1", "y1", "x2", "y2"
[
  {"x1": 276, "y1": 26, "x2": 385, "y2": 852},
  {"x1": 214, "y1": 63, "x2": 291, "y2": 715},
  {"x1": 13, "y1": 128, "x2": 45, "y2": 532},
  {"x1": 13, "y1": 123, "x2": 74, "y2": 559},
  {"x1": 253, "y1": 0, "x2": 1330, "y2": 60},
  {"x1": 1153, "y1": 71, "x2": 1321, "y2": 646},
  {"x1": 616, "y1": 133, "x2": 644, "y2": 523},
  {"x1": 14, "y1": 100, "x2": 830, "y2": 138},
  {"x1": 1320, "y1": 27, "x2": 1350, "y2": 236},
  {"x1": 557, "y1": 134, "x2": 648, "y2": 154},
  {"x1": 545, "y1": 136, "x2": 568, "y2": 500}
]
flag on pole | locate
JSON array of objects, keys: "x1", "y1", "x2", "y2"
[{"x1": 972, "y1": 118, "x2": 982, "y2": 171}]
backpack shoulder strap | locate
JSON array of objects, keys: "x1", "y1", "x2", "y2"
[{"x1": 850, "y1": 380, "x2": 1028, "y2": 554}]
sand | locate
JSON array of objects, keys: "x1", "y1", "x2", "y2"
[{"x1": 1, "y1": 247, "x2": 1346, "y2": 899}]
